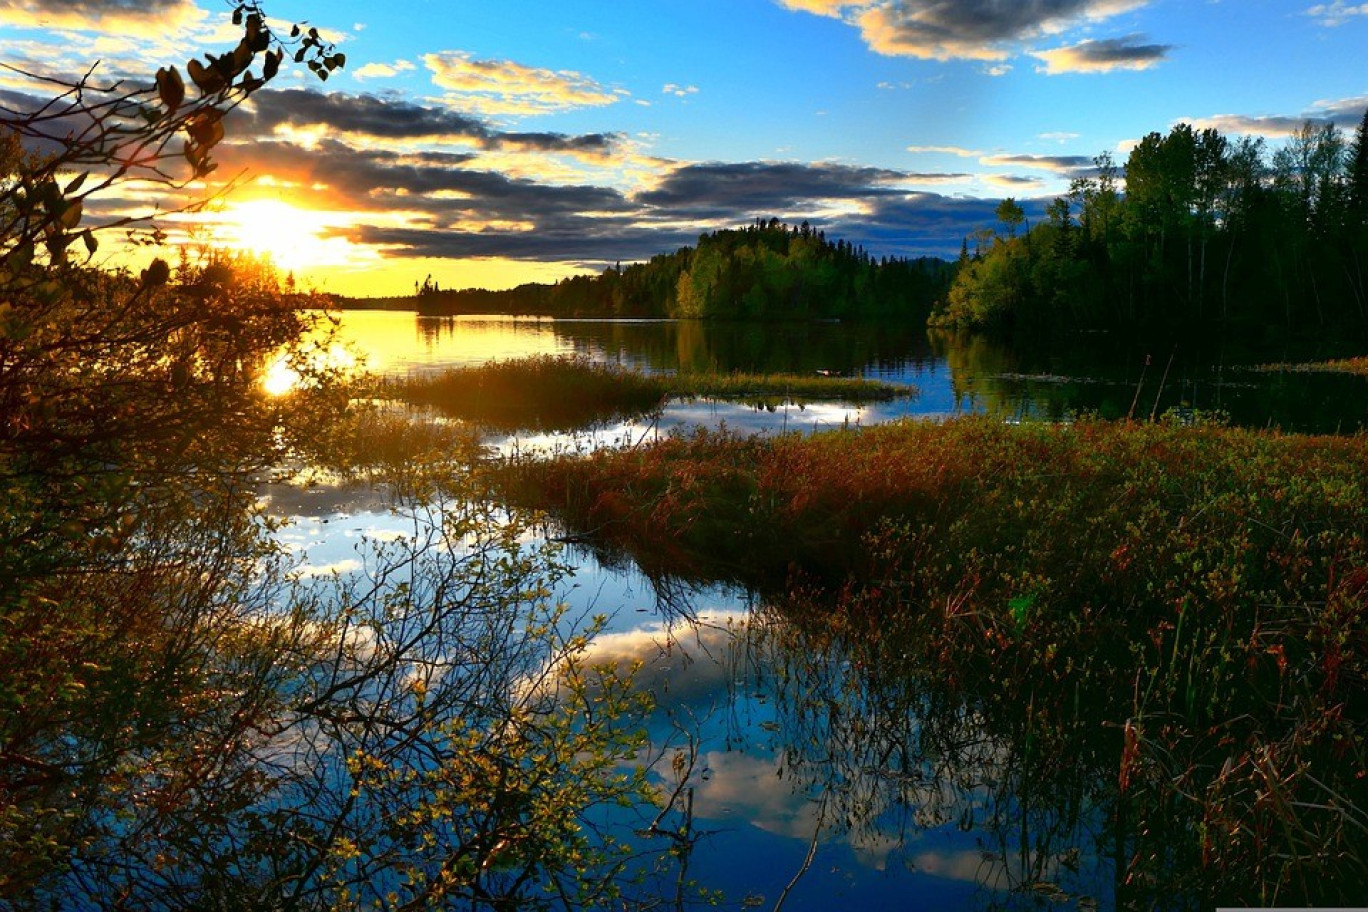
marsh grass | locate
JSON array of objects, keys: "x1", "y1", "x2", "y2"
[
  {"x1": 379, "y1": 355, "x2": 912, "y2": 431},
  {"x1": 380, "y1": 355, "x2": 668, "y2": 432},
  {"x1": 1252, "y1": 355, "x2": 1368, "y2": 376},
  {"x1": 498, "y1": 415, "x2": 1368, "y2": 905},
  {"x1": 665, "y1": 371, "x2": 910, "y2": 407}
]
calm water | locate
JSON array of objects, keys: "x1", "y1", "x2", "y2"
[
  {"x1": 323, "y1": 309, "x2": 1368, "y2": 434},
  {"x1": 269, "y1": 311, "x2": 1368, "y2": 909}
]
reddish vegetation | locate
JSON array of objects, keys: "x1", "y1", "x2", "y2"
[{"x1": 504, "y1": 416, "x2": 1368, "y2": 903}]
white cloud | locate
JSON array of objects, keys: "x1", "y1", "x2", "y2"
[
  {"x1": 907, "y1": 144, "x2": 982, "y2": 157},
  {"x1": 353, "y1": 59, "x2": 415, "y2": 80},
  {"x1": 1306, "y1": 1, "x2": 1368, "y2": 26}
]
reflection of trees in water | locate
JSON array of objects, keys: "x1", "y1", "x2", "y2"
[
  {"x1": 927, "y1": 328, "x2": 1368, "y2": 432},
  {"x1": 746, "y1": 598, "x2": 1116, "y2": 906},
  {"x1": 611, "y1": 587, "x2": 1120, "y2": 909}
]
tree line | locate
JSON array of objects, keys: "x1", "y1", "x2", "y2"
[
  {"x1": 935, "y1": 112, "x2": 1368, "y2": 338},
  {"x1": 381, "y1": 219, "x2": 953, "y2": 321}
]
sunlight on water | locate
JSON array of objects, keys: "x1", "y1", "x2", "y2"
[{"x1": 260, "y1": 342, "x2": 359, "y2": 396}]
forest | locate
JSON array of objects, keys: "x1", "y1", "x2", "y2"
[
  {"x1": 936, "y1": 114, "x2": 1368, "y2": 338},
  {"x1": 350, "y1": 220, "x2": 954, "y2": 321}
]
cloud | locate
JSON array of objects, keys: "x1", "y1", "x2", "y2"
[
  {"x1": 774, "y1": 0, "x2": 1151, "y2": 63},
  {"x1": 855, "y1": 0, "x2": 1149, "y2": 61},
  {"x1": 663, "y1": 83, "x2": 699, "y2": 98},
  {"x1": 352, "y1": 59, "x2": 415, "y2": 80},
  {"x1": 978, "y1": 152, "x2": 1094, "y2": 175},
  {"x1": 774, "y1": 0, "x2": 848, "y2": 16},
  {"x1": 638, "y1": 161, "x2": 910, "y2": 216},
  {"x1": 424, "y1": 51, "x2": 623, "y2": 117},
  {"x1": 1032, "y1": 35, "x2": 1171, "y2": 73},
  {"x1": 1185, "y1": 95, "x2": 1368, "y2": 139},
  {"x1": 984, "y1": 174, "x2": 1046, "y2": 190},
  {"x1": 211, "y1": 127, "x2": 1006, "y2": 265},
  {"x1": 907, "y1": 144, "x2": 982, "y2": 157},
  {"x1": 1186, "y1": 113, "x2": 1323, "y2": 139},
  {"x1": 241, "y1": 89, "x2": 626, "y2": 161},
  {"x1": 0, "y1": 0, "x2": 203, "y2": 32},
  {"x1": 1312, "y1": 93, "x2": 1368, "y2": 125},
  {"x1": 1306, "y1": 1, "x2": 1368, "y2": 26}
]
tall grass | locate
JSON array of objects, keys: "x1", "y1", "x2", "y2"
[
  {"x1": 1254, "y1": 355, "x2": 1368, "y2": 376},
  {"x1": 664, "y1": 371, "x2": 910, "y2": 406},
  {"x1": 498, "y1": 415, "x2": 1368, "y2": 905},
  {"x1": 379, "y1": 355, "x2": 912, "y2": 431},
  {"x1": 380, "y1": 355, "x2": 668, "y2": 432}
]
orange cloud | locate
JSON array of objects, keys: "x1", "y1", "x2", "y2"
[
  {"x1": 0, "y1": 0, "x2": 203, "y2": 33},
  {"x1": 425, "y1": 51, "x2": 624, "y2": 117}
]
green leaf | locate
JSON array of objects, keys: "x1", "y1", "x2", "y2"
[
  {"x1": 82, "y1": 229, "x2": 98, "y2": 256},
  {"x1": 64, "y1": 172, "x2": 88, "y2": 195}
]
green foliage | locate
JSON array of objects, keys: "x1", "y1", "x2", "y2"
[{"x1": 934, "y1": 116, "x2": 1368, "y2": 337}]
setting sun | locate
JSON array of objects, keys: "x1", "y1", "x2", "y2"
[{"x1": 218, "y1": 199, "x2": 360, "y2": 275}]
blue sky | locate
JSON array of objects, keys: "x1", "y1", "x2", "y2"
[{"x1": 5, "y1": 0, "x2": 1368, "y2": 294}]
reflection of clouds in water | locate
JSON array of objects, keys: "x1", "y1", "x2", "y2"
[
  {"x1": 486, "y1": 400, "x2": 874, "y2": 457},
  {"x1": 290, "y1": 558, "x2": 363, "y2": 578},
  {"x1": 258, "y1": 480, "x2": 400, "y2": 519},
  {"x1": 578, "y1": 607, "x2": 1102, "y2": 898},
  {"x1": 580, "y1": 612, "x2": 747, "y2": 708},
  {"x1": 689, "y1": 750, "x2": 819, "y2": 840}
]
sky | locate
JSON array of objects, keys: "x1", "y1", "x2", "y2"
[{"x1": 4, "y1": 0, "x2": 1368, "y2": 296}]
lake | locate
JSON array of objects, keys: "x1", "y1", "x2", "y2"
[
  {"x1": 323, "y1": 309, "x2": 1368, "y2": 434},
  {"x1": 268, "y1": 310, "x2": 1368, "y2": 910}
]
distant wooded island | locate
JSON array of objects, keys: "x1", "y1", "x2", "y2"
[{"x1": 335, "y1": 219, "x2": 955, "y2": 322}]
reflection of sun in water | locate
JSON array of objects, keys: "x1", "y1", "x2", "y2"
[
  {"x1": 221, "y1": 199, "x2": 357, "y2": 274},
  {"x1": 261, "y1": 344, "x2": 358, "y2": 397}
]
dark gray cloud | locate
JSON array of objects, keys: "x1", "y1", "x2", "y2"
[
  {"x1": 896, "y1": 0, "x2": 1125, "y2": 42},
  {"x1": 857, "y1": 0, "x2": 1147, "y2": 60},
  {"x1": 216, "y1": 139, "x2": 631, "y2": 223},
  {"x1": 979, "y1": 153, "x2": 1096, "y2": 178},
  {"x1": 341, "y1": 221, "x2": 699, "y2": 265},
  {"x1": 831, "y1": 192, "x2": 1043, "y2": 259},
  {"x1": 243, "y1": 89, "x2": 624, "y2": 156},
  {"x1": 1033, "y1": 35, "x2": 1172, "y2": 72},
  {"x1": 2, "y1": 0, "x2": 199, "y2": 29},
  {"x1": 638, "y1": 161, "x2": 909, "y2": 217},
  {"x1": 246, "y1": 89, "x2": 493, "y2": 142}
]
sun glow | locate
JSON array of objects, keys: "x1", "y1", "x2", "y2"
[
  {"x1": 219, "y1": 199, "x2": 360, "y2": 274},
  {"x1": 261, "y1": 343, "x2": 360, "y2": 397}
]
